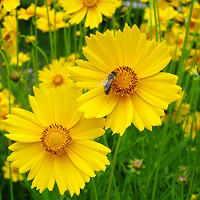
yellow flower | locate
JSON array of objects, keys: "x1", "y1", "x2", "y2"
[
  {"x1": 38, "y1": 58, "x2": 73, "y2": 89},
  {"x1": 0, "y1": 8, "x2": 7, "y2": 20},
  {"x1": 61, "y1": 0, "x2": 118, "y2": 29},
  {"x1": 25, "y1": 35, "x2": 36, "y2": 44},
  {"x1": 0, "y1": 89, "x2": 15, "y2": 130},
  {"x1": 159, "y1": 0, "x2": 179, "y2": 9},
  {"x1": 190, "y1": 194, "x2": 198, "y2": 200},
  {"x1": 183, "y1": 112, "x2": 200, "y2": 139},
  {"x1": 144, "y1": 6, "x2": 177, "y2": 31},
  {"x1": 2, "y1": 161, "x2": 23, "y2": 182},
  {"x1": 37, "y1": 10, "x2": 67, "y2": 33},
  {"x1": 4, "y1": 84, "x2": 110, "y2": 196},
  {"x1": 68, "y1": 24, "x2": 181, "y2": 134},
  {"x1": 0, "y1": 0, "x2": 20, "y2": 12},
  {"x1": 11, "y1": 52, "x2": 30, "y2": 67},
  {"x1": 67, "y1": 53, "x2": 80, "y2": 65},
  {"x1": 1, "y1": 15, "x2": 17, "y2": 57},
  {"x1": 18, "y1": 3, "x2": 36, "y2": 20}
]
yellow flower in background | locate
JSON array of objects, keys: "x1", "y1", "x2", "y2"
[
  {"x1": 2, "y1": 161, "x2": 23, "y2": 182},
  {"x1": 186, "y1": 49, "x2": 200, "y2": 71},
  {"x1": 18, "y1": 3, "x2": 35, "y2": 20},
  {"x1": 1, "y1": 15, "x2": 17, "y2": 57},
  {"x1": 0, "y1": 0, "x2": 20, "y2": 12},
  {"x1": 25, "y1": 35, "x2": 36, "y2": 44},
  {"x1": 0, "y1": 89, "x2": 15, "y2": 130},
  {"x1": 165, "y1": 25, "x2": 186, "y2": 61},
  {"x1": 190, "y1": 194, "x2": 198, "y2": 200},
  {"x1": 69, "y1": 24, "x2": 181, "y2": 135},
  {"x1": 67, "y1": 53, "x2": 80, "y2": 65},
  {"x1": 39, "y1": 58, "x2": 73, "y2": 89},
  {"x1": 61, "y1": 0, "x2": 118, "y2": 29},
  {"x1": 11, "y1": 52, "x2": 30, "y2": 67},
  {"x1": 144, "y1": 6, "x2": 177, "y2": 31},
  {"x1": 4, "y1": 84, "x2": 110, "y2": 196},
  {"x1": 0, "y1": 8, "x2": 7, "y2": 20},
  {"x1": 183, "y1": 112, "x2": 200, "y2": 139},
  {"x1": 37, "y1": 10, "x2": 67, "y2": 33},
  {"x1": 159, "y1": 0, "x2": 179, "y2": 9}
]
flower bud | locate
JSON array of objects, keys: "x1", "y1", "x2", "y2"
[
  {"x1": 132, "y1": 159, "x2": 143, "y2": 170},
  {"x1": 197, "y1": 66, "x2": 200, "y2": 76},
  {"x1": 10, "y1": 71, "x2": 21, "y2": 82},
  {"x1": 178, "y1": 174, "x2": 187, "y2": 184}
]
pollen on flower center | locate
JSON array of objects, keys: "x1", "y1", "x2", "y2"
[
  {"x1": 83, "y1": 0, "x2": 98, "y2": 7},
  {"x1": 41, "y1": 124, "x2": 72, "y2": 156},
  {"x1": 112, "y1": 66, "x2": 139, "y2": 96},
  {"x1": 53, "y1": 74, "x2": 63, "y2": 86}
]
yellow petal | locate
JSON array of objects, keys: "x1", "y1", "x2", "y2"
[
  {"x1": 105, "y1": 96, "x2": 133, "y2": 135},
  {"x1": 70, "y1": 118, "x2": 105, "y2": 140}
]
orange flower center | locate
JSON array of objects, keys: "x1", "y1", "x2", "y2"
[
  {"x1": 41, "y1": 124, "x2": 72, "y2": 156},
  {"x1": 53, "y1": 74, "x2": 63, "y2": 86},
  {"x1": 12, "y1": 167, "x2": 19, "y2": 173},
  {"x1": 83, "y1": 0, "x2": 98, "y2": 7},
  {"x1": 111, "y1": 66, "x2": 139, "y2": 96}
]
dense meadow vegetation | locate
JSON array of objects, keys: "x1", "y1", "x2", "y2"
[{"x1": 0, "y1": 0, "x2": 200, "y2": 199}]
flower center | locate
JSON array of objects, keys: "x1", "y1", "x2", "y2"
[
  {"x1": 41, "y1": 123, "x2": 72, "y2": 156},
  {"x1": 83, "y1": 0, "x2": 98, "y2": 7},
  {"x1": 12, "y1": 167, "x2": 19, "y2": 173},
  {"x1": 111, "y1": 66, "x2": 139, "y2": 96},
  {"x1": 53, "y1": 74, "x2": 63, "y2": 86}
]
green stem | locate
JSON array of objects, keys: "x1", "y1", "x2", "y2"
[
  {"x1": 64, "y1": 26, "x2": 68, "y2": 58},
  {"x1": 151, "y1": 125, "x2": 169, "y2": 200},
  {"x1": 53, "y1": 0, "x2": 57, "y2": 58},
  {"x1": 45, "y1": 0, "x2": 54, "y2": 60},
  {"x1": 149, "y1": 0, "x2": 153, "y2": 40},
  {"x1": 153, "y1": 0, "x2": 158, "y2": 42},
  {"x1": 106, "y1": 135, "x2": 122, "y2": 200},
  {"x1": 16, "y1": 9, "x2": 19, "y2": 69},
  {"x1": 92, "y1": 178, "x2": 98, "y2": 200},
  {"x1": 178, "y1": 0, "x2": 195, "y2": 85},
  {"x1": 156, "y1": 0, "x2": 162, "y2": 42},
  {"x1": 34, "y1": 0, "x2": 39, "y2": 86}
]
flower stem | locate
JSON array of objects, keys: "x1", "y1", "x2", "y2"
[
  {"x1": 92, "y1": 178, "x2": 98, "y2": 200},
  {"x1": 106, "y1": 135, "x2": 122, "y2": 200},
  {"x1": 153, "y1": 0, "x2": 158, "y2": 42},
  {"x1": 45, "y1": 0, "x2": 54, "y2": 60}
]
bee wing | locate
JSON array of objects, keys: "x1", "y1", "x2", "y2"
[{"x1": 97, "y1": 76, "x2": 108, "y2": 87}]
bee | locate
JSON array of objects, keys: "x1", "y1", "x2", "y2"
[{"x1": 98, "y1": 71, "x2": 117, "y2": 95}]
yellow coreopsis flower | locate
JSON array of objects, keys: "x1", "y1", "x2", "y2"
[
  {"x1": 159, "y1": 0, "x2": 179, "y2": 9},
  {"x1": 2, "y1": 161, "x2": 23, "y2": 182},
  {"x1": 183, "y1": 112, "x2": 200, "y2": 139},
  {"x1": 68, "y1": 24, "x2": 181, "y2": 135},
  {"x1": 1, "y1": 15, "x2": 17, "y2": 57},
  {"x1": 38, "y1": 58, "x2": 73, "y2": 89},
  {"x1": 144, "y1": 6, "x2": 177, "y2": 31},
  {"x1": 0, "y1": 0, "x2": 20, "y2": 12},
  {"x1": 11, "y1": 52, "x2": 30, "y2": 67},
  {"x1": 61, "y1": 0, "x2": 118, "y2": 29},
  {"x1": 37, "y1": 10, "x2": 67, "y2": 33},
  {"x1": 18, "y1": 3, "x2": 35, "y2": 20},
  {"x1": 0, "y1": 8, "x2": 7, "y2": 20},
  {"x1": 0, "y1": 89, "x2": 15, "y2": 130},
  {"x1": 4, "y1": 84, "x2": 110, "y2": 196}
]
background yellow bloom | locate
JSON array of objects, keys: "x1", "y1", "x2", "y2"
[{"x1": 61, "y1": 0, "x2": 118, "y2": 29}]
